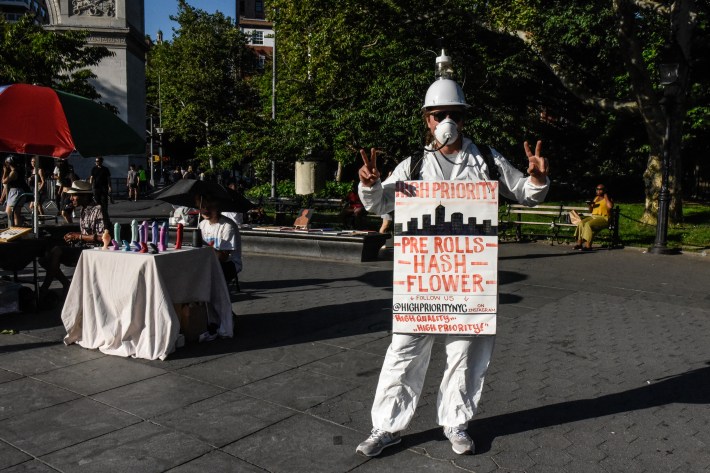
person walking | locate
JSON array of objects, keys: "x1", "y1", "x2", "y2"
[
  {"x1": 127, "y1": 164, "x2": 139, "y2": 201},
  {"x1": 1, "y1": 155, "x2": 28, "y2": 227},
  {"x1": 89, "y1": 156, "x2": 111, "y2": 228},
  {"x1": 28, "y1": 156, "x2": 46, "y2": 217},
  {"x1": 355, "y1": 50, "x2": 550, "y2": 458}
]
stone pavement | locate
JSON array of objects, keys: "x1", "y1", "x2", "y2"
[{"x1": 1, "y1": 223, "x2": 710, "y2": 471}]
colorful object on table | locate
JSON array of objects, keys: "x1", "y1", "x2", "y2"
[
  {"x1": 102, "y1": 229, "x2": 111, "y2": 250},
  {"x1": 133, "y1": 241, "x2": 141, "y2": 252},
  {"x1": 113, "y1": 223, "x2": 121, "y2": 243},
  {"x1": 111, "y1": 239, "x2": 120, "y2": 250},
  {"x1": 151, "y1": 221, "x2": 159, "y2": 246},
  {"x1": 138, "y1": 221, "x2": 146, "y2": 243},
  {"x1": 158, "y1": 222, "x2": 167, "y2": 251},
  {"x1": 175, "y1": 223, "x2": 183, "y2": 249},
  {"x1": 122, "y1": 239, "x2": 131, "y2": 251},
  {"x1": 131, "y1": 220, "x2": 138, "y2": 243},
  {"x1": 148, "y1": 243, "x2": 159, "y2": 254},
  {"x1": 139, "y1": 242, "x2": 148, "y2": 253},
  {"x1": 0, "y1": 83, "x2": 144, "y2": 158}
]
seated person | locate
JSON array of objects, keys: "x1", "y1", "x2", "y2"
[
  {"x1": 293, "y1": 208, "x2": 313, "y2": 228},
  {"x1": 574, "y1": 184, "x2": 614, "y2": 250},
  {"x1": 341, "y1": 183, "x2": 367, "y2": 229},
  {"x1": 39, "y1": 180, "x2": 105, "y2": 299},
  {"x1": 196, "y1": 194, "x2": 242, "y2": 287}
]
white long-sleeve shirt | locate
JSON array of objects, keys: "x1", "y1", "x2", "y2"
[{"x1": 358, "y1": 137, "x2": 549, "y2": 215}]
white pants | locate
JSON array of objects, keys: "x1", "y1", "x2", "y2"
[{"x1": 371, "y1": 333, "x2": 495, "y2": 432}]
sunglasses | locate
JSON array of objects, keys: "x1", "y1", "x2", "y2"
[
  {"x1": 596, "y1": 188, "x2": 605, "y2": 191},
  {"x1": 429, "y1": 111, "x2": 465, "y2": 122}
]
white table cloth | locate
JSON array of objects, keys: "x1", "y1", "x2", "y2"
[{"x1": 61, "y1": 247, "x2": 233, "y2": 360}]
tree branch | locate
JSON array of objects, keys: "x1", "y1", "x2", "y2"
[
  {"x1": 630, "y1": 0, "x2": 669, "y2": 15},
  {"x1": 510, "y1": 30, "x2": 638, "y2": 114}
]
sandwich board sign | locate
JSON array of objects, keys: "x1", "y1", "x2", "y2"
[{"x1": 392, "y1": 180, "x2": 498, "y2": 335}]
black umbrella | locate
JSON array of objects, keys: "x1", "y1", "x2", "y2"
[{"x1": 152, "y1": 179, "x2": 253, "y2": 213}]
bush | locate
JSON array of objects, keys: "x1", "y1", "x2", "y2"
[{"x1": 246, "y1": 180, "x2": 353, "y2": 200}]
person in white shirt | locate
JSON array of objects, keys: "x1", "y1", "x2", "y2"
[
  {"x1": 196, "y1": 195, "x2": 242, "y2": 283},
  {"x1": 355, "y1": 50, "x2": 550, "y2": 458}
]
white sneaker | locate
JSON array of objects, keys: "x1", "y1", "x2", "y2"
[
  {"x1": 443, "y1": 426, "x2": 474, "y2": 455},
  {"x1": 356, "y1": 428, "x2": 401, "y2": 457},
  {"x1": 198, "y1": 330, "x2": 218, "y2": 343}
]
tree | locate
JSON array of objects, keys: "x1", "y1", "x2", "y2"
[
  {"x1": 267, "y1": 0, "x2": 576, "y2": 185},
  {"x1": 0, "y1": 15, "x2": 114, "y2": 107},
  {"x1": 146, "y1": 0, "x2": 260, "y2": 173},
  {"x1": 482, "y1": 0, "x2": 710, "y2": 223}
]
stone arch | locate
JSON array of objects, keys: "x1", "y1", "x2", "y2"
[{"x1": 43, "y1": 0, "x2": 61, "y2": 25}]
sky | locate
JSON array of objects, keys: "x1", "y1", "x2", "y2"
[{"x1": 144, "y1": 0, "x2": 236, "y2": 41}]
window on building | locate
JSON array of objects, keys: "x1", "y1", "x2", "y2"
[
  {"x1": 257, "y1": 55, "x2": 266, "y2": 69},
  {"x1": 240, "y1": 0, "x2": 245, "y2": 14},
  {"x1": 255, "y1": 0, "x2": 264, "y2": 18},
  {"x1": 251, "y1": 30, "x2": 263, "y2": 45}
]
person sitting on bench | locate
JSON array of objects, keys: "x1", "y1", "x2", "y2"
[{"x1": 574, "y1": 184, "x2": 614, "y2": 251}]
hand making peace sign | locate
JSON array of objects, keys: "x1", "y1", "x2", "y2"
[
  {"x1": 524, "y1": 140, "x2": 549, "y2": 185},
  {"x1": 358, "y1": 147, "x2": 381, "y2": 187}
]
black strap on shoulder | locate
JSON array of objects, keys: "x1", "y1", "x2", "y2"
[
  {"x1": 409, "y1": 153, "x2": 424, "y2": 181},
  {"x1": 478, "y1": 145, "x2": 499, "y2": 181},
  {"x1": 409, "y1": 144, "x2": 499, "y2": 181}
]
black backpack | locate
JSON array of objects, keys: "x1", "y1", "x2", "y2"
[{"x1": 409, "y1": 144, "x2": 499, "y2": 181}]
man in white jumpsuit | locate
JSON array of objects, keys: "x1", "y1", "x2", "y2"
[{"x1": 355, "y1": 53, "x2": 550, "y2": 457}]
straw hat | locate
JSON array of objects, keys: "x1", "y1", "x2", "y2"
[{"x1": 64, "y1": 180, "x2": 93, "y2": 194}]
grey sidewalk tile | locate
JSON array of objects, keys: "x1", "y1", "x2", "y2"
[
  {"x1": 242, "y1": 341, "x2": 346, "y2": 367},
  {"x1": 222, "y1": 414, "x2": 367, "y2": 473},
  {"x1": 0, "y1": 460, "x2": 59, "y2": 472},
  {"x1": 0, "y1": 378, "x2": 79, "y2": 421},
  {"x1": 165, "y1": 450, "x2": 268, "y2": 472},
  {"x1": 343, "y1": 336, "x2": 391, "y2": 357},
  {"x1": 235, "y1": 368, "x2": 359, "y2": 411},
  {"x1": 175, "y1": 352, "x2": 294, "y2": 390},
  {"x1": 306, "y1": 384, "x2": 376, "y2": 433},
  {"x1": 0, "y1": 344, "x2": 104, "y2": 376},
  {"x1": 299, "y1": 349, "x2": 387, "y2": 382},
  {"x1": 352, "y1": 450, "x2": 472, "y2": 472},
  {"x1": 0, "y1": 397, "x2": 141, "y2": 456},
  {"x1": 90, "y1": 373, "x2": 226, "y2": 419},
  {"x1": 0, "y1": 440, "x2": 31, "y2": 470},
  {"x1": 34, "y1": 355, "x2": 167, "y2": 395},
  {"x1": 0, "y1": 368, "x2": 22, "y2": 384},
  {"x1": 0, "y1": 334, "x2": 51, "y2": 353},
  {"x1": 152, "y1": 391, "x2": 294, "y2": 447},
  {"x1": 40, "y1": 421, "x2": 212, "y2": 473}
]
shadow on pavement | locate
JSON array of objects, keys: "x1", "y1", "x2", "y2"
[{"x1": 469, "y1": 362, "x2": 710, "y2": 453}]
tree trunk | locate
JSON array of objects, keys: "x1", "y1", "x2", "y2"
[{"x1": 335, "y1": 160, "x2": 343, "y2": 182}]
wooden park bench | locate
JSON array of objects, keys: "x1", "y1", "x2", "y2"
[{"x1": 501, "y1": 203, "x2": 621, "y2": 248}]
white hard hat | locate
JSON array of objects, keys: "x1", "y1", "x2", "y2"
[{"x1": 422, "y1": 78, "x2": 469, "y2": 110}]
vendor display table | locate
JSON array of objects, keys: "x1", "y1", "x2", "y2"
[{"x1": 61, "y1": 247, "x2": 233, "y2": 360}]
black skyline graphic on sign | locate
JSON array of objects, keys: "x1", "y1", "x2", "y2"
[{"x1": 395, "y1": 204, "x2": 497, "y2": 236}]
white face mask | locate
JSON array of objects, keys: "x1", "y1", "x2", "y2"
[{"x1": 434, "y1": 118, "x2": 459, "y2": 145}]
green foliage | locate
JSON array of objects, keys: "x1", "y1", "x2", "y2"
[
  {"x1": 0, "y1": 15, "x2": 114, "y2": 107},
  {"x1": 245, "y1": 180, "x2": 295, "y2": 199},
  {"x1": 146, "y1": 1, "x2": 261, "y2": 167},
  {"x1": 245, "y1": 179, "x2": 352, "y2": 200}
]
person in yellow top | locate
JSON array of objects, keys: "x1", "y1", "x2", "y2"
[{"x1": 574, "y1": 184, "x2": 613, "y2": 250}]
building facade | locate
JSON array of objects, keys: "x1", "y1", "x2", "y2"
[{"x1": 236, "y1": 0, "x2": 273, "y2": 69}]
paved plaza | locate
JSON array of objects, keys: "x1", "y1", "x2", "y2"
[{"x1": 1, "y1": 202, "x2": 709, "y2": 472}]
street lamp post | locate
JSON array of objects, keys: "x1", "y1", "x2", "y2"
[{"x1": 648, "y1": 58, "x2": 680, "y2": 255}]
